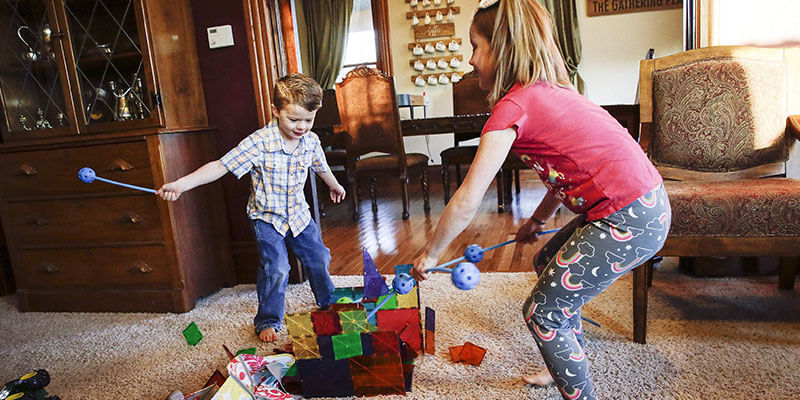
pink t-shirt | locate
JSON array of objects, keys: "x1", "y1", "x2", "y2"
[{"x1": 482, "y1": 81, "x2": 661, "y2": 220}]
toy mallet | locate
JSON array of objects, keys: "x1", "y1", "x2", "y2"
[{"x1": 78, "y1": 167, "x2": 156, "y2": 194}]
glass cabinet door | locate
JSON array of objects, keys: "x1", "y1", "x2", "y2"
[
  {"x1": 60, "y1": 0, "x2": 155, "y2": 132},
  {"x1": 0, "y1": 1, "x2": 72, "y2": 140}
]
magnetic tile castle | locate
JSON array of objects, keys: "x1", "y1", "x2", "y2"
[{"x1": 284, "y1": 250, "x2": 423, "y2": 398}]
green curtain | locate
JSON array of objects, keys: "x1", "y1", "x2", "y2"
[
  {"x1": 302, "y1": 0, "x2": 353, "y2": 89},
  {"x1": 538, "y1": 0, "x2": 584, "y2": 93}
]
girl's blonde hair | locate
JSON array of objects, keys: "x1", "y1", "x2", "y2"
[{"x1": 473, "y1": 0, "x2": 573, "y2": 106}]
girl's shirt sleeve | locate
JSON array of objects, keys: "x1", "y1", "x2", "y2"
[{"x1": 481, "y1": 99, "x2": 528, "y2": 139}]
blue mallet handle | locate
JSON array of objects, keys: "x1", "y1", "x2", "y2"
[
  {"x1": 94, "y1": 176, "x2": 157, "y2": 194},
  {"x1": 365, "y1": 292, "x2": 397, "y2": 320},
  {"x1": 427, "y1": 228, "x2": 560, "y2": 272}
]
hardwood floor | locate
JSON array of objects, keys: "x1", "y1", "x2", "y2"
[{"x1": 318, "y1": 168, "x2": 576, "y2": 275}]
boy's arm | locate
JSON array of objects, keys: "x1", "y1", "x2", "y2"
[
  {"x1": 315, "y1": 168, "x2": 346, "y2": 203},
  {"x1": 157, "y1": 160, "x2": 228, "y2": 201}
]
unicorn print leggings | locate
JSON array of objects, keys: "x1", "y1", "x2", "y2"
[{"x1": 522, "y1": 183, "x2": 670, "y2": 400}]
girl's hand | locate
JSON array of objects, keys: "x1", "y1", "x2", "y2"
[
  {"x1": 411, "y1": 251, "x2": 438, "y2": 282},
  {"x1": 329, "y1": 184, "x2": 346, "y2": 203},
  {"x1": 156, "y1": 181, "x2": 186, "y2": 201},
  {"x1": 515, "y1": 216, "x2": 545, "y2": 243}
]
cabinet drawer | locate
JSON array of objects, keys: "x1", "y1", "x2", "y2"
[
  {"x1": 0, "y1": 141, "x2": 154, "y2": 198},
  {"x1": 17, "y1": 246, "x2": 171, "y2": 290},
  {"x1": 6, "y1": 196, "x2": 163, "y2": 246}
]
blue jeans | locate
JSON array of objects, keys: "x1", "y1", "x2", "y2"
[{"x1": 251, "y1": 219, "x2": 335, "y2": 334}]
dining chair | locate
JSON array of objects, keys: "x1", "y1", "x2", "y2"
[
  {"x1": 310, "y1": 89, "x2": 346, "y2": 217},
  {"x1": 632, "y1": 45, "x2": 800, "y2": 344},
  {"x1": 441, "y1": 71, "x2": 524, "y2": 212},
  {"x1": 335, "y1": 66, "x2": 430, "y2": 220}
]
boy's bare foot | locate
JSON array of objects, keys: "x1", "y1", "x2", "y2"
[
  {"x1": 522, "y1": 368, "x2": 554, "y2": 386},
  {"x1": 258, "y1": 327, "x2": 278, "y2": 343}
]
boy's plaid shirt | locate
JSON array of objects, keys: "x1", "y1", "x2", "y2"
[{"x1": 221, "y1": 121, "x2": 329, "y2": 237}]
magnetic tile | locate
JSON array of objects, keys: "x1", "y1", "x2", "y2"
[
  {"x1": 425, "y1": 307, "x2": 435, "y2": 331},
  {"x1": 360, "y1": 332, "x2": 374, "y2": 356},
  {"x1": 333, "y1": 287, "x2": 355, "y2": 303},
  {"x1": 316, "y1": 334, "x2": 335, "y2": 359},
  {"x1": 376, "y1": 308, "x2": 423, "y2": 352},
  {"x1": 182, "y1": 322, "x2": 203, "y2": 346},
  {"x1": 424, "y1": 329, "x2": 435, "y2": 355},
  {"x1": 369, "y1": 331, "x2": 400, "y2": 356},
  {"x1": 339, "y1": 309, "x2": 369, "y2": 333},
  {"x1": 394, "y1": 264, "x2": 413, "y2": 276},
  {"x1": 285, "y1": 312, "x2": 314, "y2": 338},
  {"x1": 348, "y1": 354, "x2": 406, "y2": 396},
  {"x1": 331, "y1": 302, "x2": 363, "y2": 312},
  {"x1": 449, "y1": 345, "x2": 463, "y2": 362},
  {"x1": 292, "y1": 335, "x2": 321, "y2": 360},
  {"x1": 396, "y1": 285, "x2": 419, "y2": 308},
  {"x1": 402, "y1": 362, "x2": 415, "y2": 392},
  {"x1": 459, "y1": 341, "x2": 487, "y2": 366},
  {"x1": 400, "y1": 339, "x2": 419, "y2": 363},
  {"x1": 296, "y1": 357, "x2": 354, "y2": 398},
  {"x1": 311, "y1": 310, "x2": 342, "y2": 336},
  {"x1": 332, "y1": 332, "x2": 363, "y2": 360}
]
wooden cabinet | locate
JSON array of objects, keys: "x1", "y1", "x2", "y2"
[{"x1": 0, "y1": 0, "x2": 234, "y2": 312}]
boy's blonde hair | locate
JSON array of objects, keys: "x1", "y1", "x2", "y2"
[
  {"x1": 272, "y1": 73, "x2": 323, "y2": 112},
  {"x1": 473, "y1": 0, "x2": 573, "y2": 106}
]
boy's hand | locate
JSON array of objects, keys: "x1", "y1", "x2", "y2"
[
  {"x1": 515, "y1": 216, "x2": 545, "y2": 243},
  {"x1": 329, "y1": 183, "x2": 346, "y2": 203},
  {"x1": 157, "y1": 180, "x2": 186, "y2": 201}
]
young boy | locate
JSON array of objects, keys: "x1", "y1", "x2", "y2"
[{"x1": 157, "y1": 73, "x2": 346, "y2": 342}]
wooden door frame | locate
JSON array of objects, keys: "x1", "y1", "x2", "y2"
[{"x1": 242, "y1": 0, "x2": 281, "y2": 126}]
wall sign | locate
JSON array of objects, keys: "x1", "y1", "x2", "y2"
[
  {"x1": 413, "y1": 22, "x2": 455, "y2": 40},
  {"x1": 586, "y1": 0, "x2": 682, "y2": 17}
]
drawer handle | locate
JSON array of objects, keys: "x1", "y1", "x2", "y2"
[
  {"x1": 37, "y1": 263, "x2": 60, "y2": 274},
  {"x1": 28, "y1": 216, "x2": 49, "y2": 226},
  {"x1": 106, "y1": 159, "x2": 134, "y2": 172},
  {"x1": 18, "y1": 163, "x2": 39, "y2": 176},
  {"x1": 127, "y1": 261, "x2": 153, "y2": 274},
  {"x1": 122, "y1": 211, "x2": 143, "y2": 224}
]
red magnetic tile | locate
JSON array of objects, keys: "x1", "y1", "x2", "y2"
[
  {"x1": 449, "y1": 345, "x2": 463, "y2": 363},
  {"x1": 369, "y1": 331, "x2": 400, "y2": 356},
  {"x1": 376, "y1": 308, "x2": 422, "y2": 352},
  {"x1": 459, "y1": 341, "x2": 487, "y2": 366},
  {"x1": 311, "y1": 310, "x2": 342, "y2": 336}
]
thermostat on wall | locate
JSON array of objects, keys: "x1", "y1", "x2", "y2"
[{"x1": 207, "y1": 25, "x2": 234, "y2": 49}]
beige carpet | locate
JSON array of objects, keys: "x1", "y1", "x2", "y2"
[{"x1": 1, "y1": 266, "x2": 799, "y2": 400}]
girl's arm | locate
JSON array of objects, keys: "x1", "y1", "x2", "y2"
[
  {"x1": 411, "y1": 128, "x2": 517, "y2": 281},
  {"x1": 516, "y1": 190, "x2": 562, "y2": 243},
  {"x1": 157, "y1": 160, "x2": 228, "y2": 201}
]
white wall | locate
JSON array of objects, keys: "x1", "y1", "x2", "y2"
[{"x1": 387, "y1": 0, "x2": 682, "y2": 164}]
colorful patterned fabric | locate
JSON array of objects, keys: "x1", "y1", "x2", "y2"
[
  {"x1": 652, "y1": 59, "x2": 789, "y2": 172},
  {"x1": 220, "y1": 120, "x2": 329, "y2": 237}
]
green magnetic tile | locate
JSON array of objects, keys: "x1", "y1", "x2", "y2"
[
  {"x1": 332, "y1": 332, "x2": 363, "y2": 360},
  {"x1": 340, "y1": 310, "x2": 369, "y2": 333},
  {"x1": 376, "y1": 293, "x2": 398, "y2": 310},
  {"x1": 182, "y1": 322, "x2": 203, "y2": 346},
  {"x1": 292, "y1": 335, "x2": 321, "y2": 360},
  {"x1": 285, "y1": 363, "x2": 298, "y2": 377},
  {"x1": 235, "y1": 347, "x2": 257, "y2": 355},
  {"x1": 285, "y1": 312, "x2": 314, "y2": 338}
]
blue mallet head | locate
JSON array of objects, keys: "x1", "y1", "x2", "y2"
[
  {"x1": 392, "y1": 273, "x2": 416, "y2": 295},
  {"x1": 464, "y1": 244, "x2": 484, "y2": 263},
  {"x1": 78, "y1": 167, "x2": 96, "y2": 183},
  {"x1": 451, "y1": 262, "x2": 480, "y2": 290}
]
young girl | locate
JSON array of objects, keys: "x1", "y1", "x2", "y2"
[{"x1": 410, "y1": 1, "x2": 671, "y2": 399}]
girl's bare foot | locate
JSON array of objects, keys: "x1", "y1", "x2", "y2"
[
  {"x1": 258, "y1": 327, "x2": 278, "y2": 342},
  {"x1": 522, "y1": 368, "x2": 554, "y2": 386}
]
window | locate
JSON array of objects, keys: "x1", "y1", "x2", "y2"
[{"x1": 337, "y1": 0, "x2": 377, "y2": 82}]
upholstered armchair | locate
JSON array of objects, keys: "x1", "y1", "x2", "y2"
[{"x1": 633, "y1": 46, "x2": 800, "y2": 344}]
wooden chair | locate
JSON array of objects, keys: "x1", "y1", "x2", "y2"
[
  {"x1": 310, "y1": 89, "x2": 346, "y2": 217},
  {"x1": 335, "y1": 66, "x2": 430, "y2": 220},
  {"x1": 632, "y1": 46, "x2": 800, "y2": 344},
  {"x1": 441, "y1": 72, "x2": 525, "y2": 212}
]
